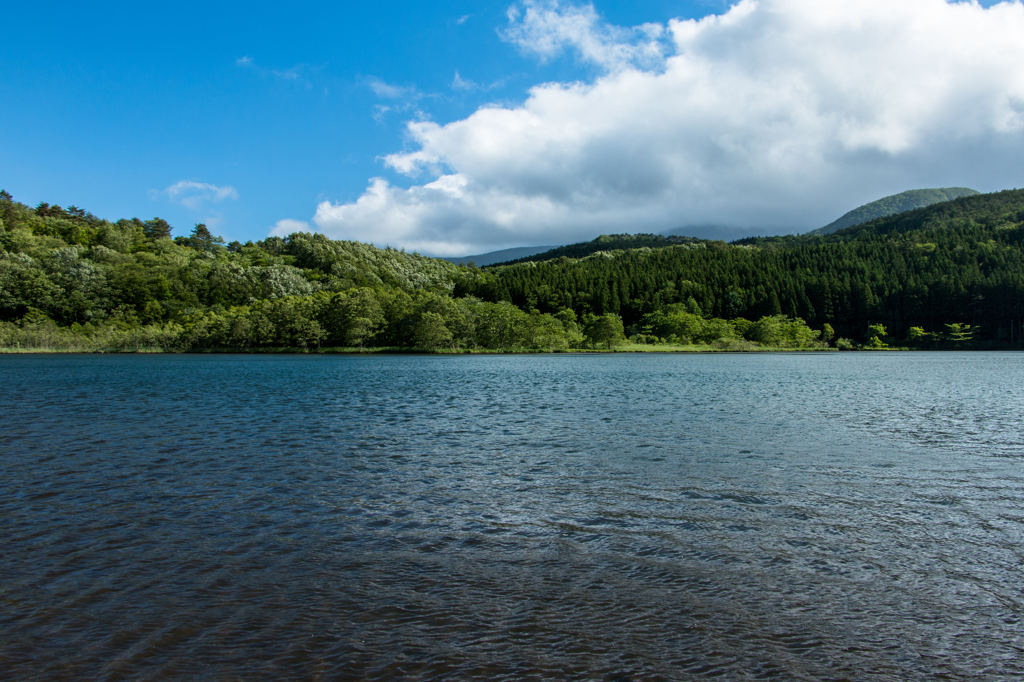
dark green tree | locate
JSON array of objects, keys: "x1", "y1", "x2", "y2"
[
  {"x1": 584, "y1": 313, "x2": 625, "y2": 349},
  {"x1": 189, "y1": 223, "x2": 225, "y2": 251},
  {"x1": 413, "y1": 311, "x2": 452, "y2": 350},
  {"x1": 144, "y1": 218, "x2": 173, "y2": 240}
]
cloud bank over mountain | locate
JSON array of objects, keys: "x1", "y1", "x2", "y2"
[{"x1": 307, "y1": 0, "x2": 1024, "y2": 255}]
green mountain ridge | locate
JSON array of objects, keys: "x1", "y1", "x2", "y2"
[
  {"x1": 485, "y1": 188, "x2": 983, "y2": 266},
  {"x1": 809, "y1": 187, "x2": 981, "y2": 235},
  {"x1": 2, "y1": 187, "x2": 1023, "y2": 351},
  {"x1": 491, "y1": 233, "x2": 714, "y2": 266},
  {"x1": 460, "y1": 188, "x2": 1024, "y2": 342}
]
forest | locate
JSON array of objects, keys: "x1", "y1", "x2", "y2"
[{"x1": 1, "y1": 188, "x2": 1022, "y2": 352}]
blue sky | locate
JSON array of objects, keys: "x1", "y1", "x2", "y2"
[{"x1": 1, "y1": 0, "x2": 1019, "y2": 255}]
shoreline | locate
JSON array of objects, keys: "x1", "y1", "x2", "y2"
[
  {"x1": 0, "y1": 347, "x2": 836, "y2": 355},
  {"x1": 7, "y1": 345, "x2": 1017, "y2": 355}
]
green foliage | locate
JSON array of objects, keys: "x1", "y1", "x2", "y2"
[
  {"x1": 183, "y1": 223, "x2": 226, "y2": 252},
  {"x1": 639, "y1": 305, "x2": 739, "y2": 345},
  {"x1": 746, "y1": 315, "x2": 820, "y2": 348},
  {"x1": 583, "y1": 313, "x2": 625, "y2": 349},
  {"x1": 906, "y1": 326, "x2": 927, "y2": 343},
  {"x1": 865, "y1": 323, "x2": 889, "y2": 348},
  {"x1": 413, "y1": 311, "x2": 452, "y2": 350},
  {"x1": 821, "y1": 323, "x2": 835, "y2": 345},
  {"x1": 472, "y1": 300, "x2": 529, "y2": 350},
  {"x1": 945, "y1": 323, "x2": 974, "y2": 345}
]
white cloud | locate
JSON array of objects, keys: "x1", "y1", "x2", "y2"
[
  {"x1": 457, "y1": 14, "x2": 472, "y2": 25},
  {"x1": 236, "y1": 56, "x2": 312, "y2": 85},
  {"x1": 312, "y1": 0, "x2": 1024, "y2": 255},
  {"x1": 368, "y1": 78, "x2": 418, "y2": 99},
  {"x1": 157, "y1": 180, "x2": 238, "y2": 211},
  {"x1": 451, "y1": 71, "x2": 508, "y2": 93},
  {"x1": 367, "y1": 79, "x2": 425, "y2": 122},
  {"x1": 452, "y1": 71, "x2": 477, "y2": 91},
  {"x1": 501, "y1": 0, "x2": 668, "y2": 71},
  {"x1": 270, "y1": 218, "x2": 312, "y2": 237},
  {"x1": 272, "y1": 67, "x2": 301, "y2": 81}
]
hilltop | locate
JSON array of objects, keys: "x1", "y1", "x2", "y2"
[
  {"x1": 482, "y1": 188, "x2": 983, "y2": 265},
  {"x1": 808, "y1": 187, "x2": 980, "y2": 235},
  {"x1": 490, "y1": 233, "x2": 713, "y2": 266}
]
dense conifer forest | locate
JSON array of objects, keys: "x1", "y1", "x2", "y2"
[{"x1": 1, "y1": 188, "x2": 1022, "y2": 352}]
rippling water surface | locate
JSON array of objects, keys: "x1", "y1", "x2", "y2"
[{"x1": 2, "y1": 352, "x2": 1023, "y2": 680}]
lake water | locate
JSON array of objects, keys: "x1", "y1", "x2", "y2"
[{"x1": 2, "y1": 352, "x2": 1023, "y2": 680}]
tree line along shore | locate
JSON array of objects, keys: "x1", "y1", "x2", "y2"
[{"x1": 2, "y1": 188, "x2": 1022, "y2": 353}]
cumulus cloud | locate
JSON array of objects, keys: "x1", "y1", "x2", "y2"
[
  {"x1": 156, "y1": 180, "x2": 238, "y2": 210},
  {"x1": 312, "y1": 0, "x2": 1024, "y2": 256}
]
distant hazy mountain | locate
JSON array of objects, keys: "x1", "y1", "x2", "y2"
[
  {"x1": 809, "y1": 188, "x2": 980, "y2": 235},
  {"x1": 662, "y1": 224, "x2": 777, "y2": 242},
  {"x1": 492, "y1": 233, "x2": 711, "y2": 266},
  {"x1": 439, "y1": 245, "x2": 558, "y2": 266}
]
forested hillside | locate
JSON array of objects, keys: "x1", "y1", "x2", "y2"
[
  {"x1": 462, "y1": 189, "x2": 1024, "y2": 344},
  {"x1": 498, "y1": 233, "x2": 711, "y2": 265},
  {"x1": 809, "y1": 187, "x2": 980, "y2": 235},
  {"x1": 2, "y1": 188, "x2": 1022, "y2": 352},
  {"x1": 0, "y1": 191, "x2": 587, "y2": 351}
]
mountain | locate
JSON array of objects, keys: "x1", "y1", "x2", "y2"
[
  {"x1": 439, "y1": 245, "x2": 557, "y2": 267},
  {"x1": 463, "y1": 189, "x2": 1024, "y2": 342},
  {"x1": 494, "y1": 233, "x2": 710, "y2": 265},
  {"x1": 809, "y1": 187, "x2": 980, "y2": 235}
]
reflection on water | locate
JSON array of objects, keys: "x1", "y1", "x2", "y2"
[{"x1": 1, "y1": 352, "x2": 1022, "y2": 680}]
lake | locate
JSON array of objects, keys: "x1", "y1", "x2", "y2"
[{"x1": 2, "y1": 352, "x2": 1022, "y2": 680}]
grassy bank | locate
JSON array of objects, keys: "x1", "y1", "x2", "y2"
[
  {"x1": 7, "y1": 327, "x2": 1016, "y2": 354},
  {"x1": 0, "y1": 343, "x2": 839, "y2": 354}
]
